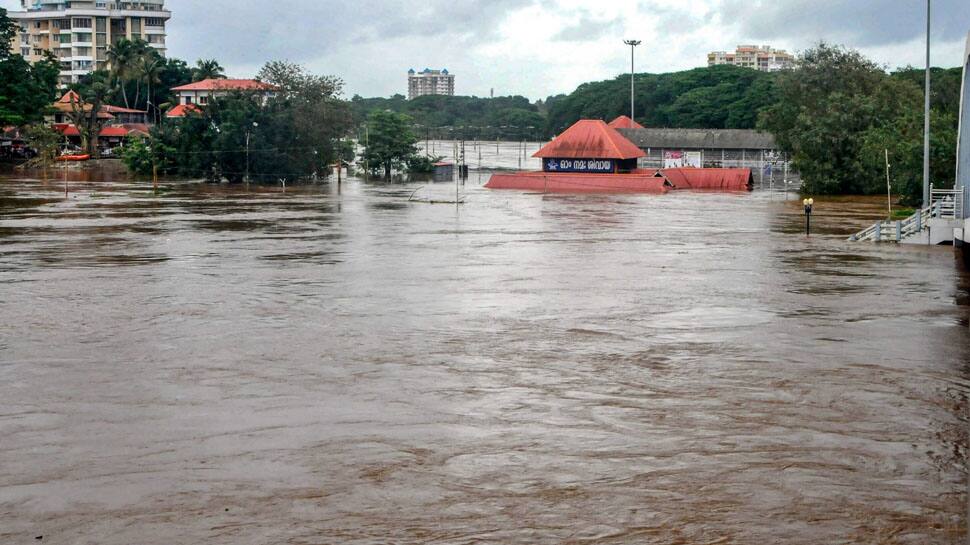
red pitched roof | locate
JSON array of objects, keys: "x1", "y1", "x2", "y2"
[
  {"x1": 657, "y1": 168, "x2": 754, "y2": 191},
  {"x1": 57, "y1": 90, "x2": 81, "y2": 104},
  {"x1": 102, "y1": 105, "x2": 147, "y2": 114},
  {"x1": 166, "y1": 103, "x2": 202, "y2": 118},
  {"x1": 608, "y1": 115, "x2": 645, "y2": 130},
  {"x1": 534, "y1": 120, "x2": 646, "y2": 160},
  {"x1": 171, "y1": 79, "x2": 279, "y2": 92},
  {"x1": 120, "y1": 123, "x2": 151, "y2": 135},
  {"x1": 55, "y1": 124, "x2": 143, "y2": 138}
]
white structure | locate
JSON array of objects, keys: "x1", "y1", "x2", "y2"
[
  {"x1": 708, "y1": 45, "x2": 793, "y2": 72},
  {"x1": 6, "y1": 0, "x2": 170, "y2": 86},
  {"x1": 954, "y1": 30, "x2": 970, "y2": 255},
  {"x1": 407, "y1": 68, "x2": 455, "y2": 100}
]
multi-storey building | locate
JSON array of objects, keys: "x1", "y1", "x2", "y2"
[
  {"x1": 6, "y1": 0, "x2": 171, "y2": 87},
  {"x1": 707, "y1": 45, "x2": 794, "y2": 72},
  {"x1": 407, "y1": 68, "x2": 455, "y2": 100}
]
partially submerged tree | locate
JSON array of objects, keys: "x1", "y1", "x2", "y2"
[
  {"x1": 22, "y1": 124, "x2": 62, "y2": 167},
  {"x1": 759, "y1": 43, "x2": 958, "y2": 203},
  {"x1": 64, "y1": 77, "x2": 114, "y2": 157},
  {"x1": 360, "y1": 110, "x2": 419, "y2": 178}
]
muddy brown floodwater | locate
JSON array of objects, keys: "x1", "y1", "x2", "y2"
[{"x1": 1, "y1": 167, "x2": 969, "y2": 545}]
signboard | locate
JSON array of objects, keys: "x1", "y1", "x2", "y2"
[
  {"x1": 543, "y1": 158, "x2": 614, "y2": 173},
  {"x1": 663, "y1": 151, "x2": 702, "y2": 169}
]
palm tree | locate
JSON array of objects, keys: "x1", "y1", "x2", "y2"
[
  {"x1": 140, "y1": 56, "x2": 163, "y2": 124},
  {"x1": 193, "y1": 59, "x2": 226, "y2": 82},
  {"x1": 106, "y1": 39, "x2": 135, "y2": 107}
]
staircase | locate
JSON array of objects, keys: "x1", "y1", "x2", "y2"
[{"x1": 850, "y1": 188, "x2": 963, "y2": 244}]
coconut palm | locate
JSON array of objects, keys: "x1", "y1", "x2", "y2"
[
  {"x1": 193, "y1": 59, "x2": 226, "y2": 82},
  {"x1": 106, "y1": 39, "x2": 135, "y2": 107},
  {"x1": 139, "y1": 55, "x2": 163, "y2": 124}
]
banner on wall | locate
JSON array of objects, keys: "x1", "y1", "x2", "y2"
[{"x1": 663, "y1": 151, "x2": 702, "y2": 169}]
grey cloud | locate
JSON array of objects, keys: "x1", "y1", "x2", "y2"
[
  {"x1": 168, "y1": 0, "x2": 536, "y2": 65},
  {"x1": 552, "y1": 17, "x2": 622, "y2": 41},
  {"x1": 717, "y1": 0, "x2": 970, "y2": 47}
]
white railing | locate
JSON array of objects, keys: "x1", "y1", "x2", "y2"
[
  {"x1": 849, "y1": 201, "x2": 943, "y2": 242},
  {"x1": 930, "y1": 184, "x2": 962, "y2": 219}
]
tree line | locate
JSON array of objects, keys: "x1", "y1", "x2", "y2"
[{"x1": 2, "y1": 6, "x2": 964, "y2": 199}]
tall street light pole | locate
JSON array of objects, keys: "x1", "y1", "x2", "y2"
[
  {"x1": 624, "y1": 39, "x2": 641, "y2": 124},
  {"x1": 923, "y1": 0, "x2": 932, "y2": 207}
]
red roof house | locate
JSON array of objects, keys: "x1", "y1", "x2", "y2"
[
  {"x1": 170, "y1": 79, "x2": 280, "y2": 92},
  {"x1": 166, "y1": 103, "x2": 203, "y2": 118},
  {"x1": 171, "y1": 79, "x2": 280, "y2": 107},
  {"x1": 607, "y1": 115, "x2": 646, "y2": 130}
]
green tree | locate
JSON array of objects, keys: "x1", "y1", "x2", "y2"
[
  {"x1": 66, "y1": 74, "x2": 114, "y2": 157},
  {"x1": 106, "y1": 39, "x2": 137, "y2": 107},
  {"x1": 0, "y1": 8, "x2": 60, "y2": 126},
  {"x1": 22, "y1": 123, "x2": 62, "y2": 167},
  {"x1": 192, "y1": 59, "x2": 226, "y2": 82},
  {"x1": 759, "y1": 43, "x2": 958, "y2": 202},
  {"x1": 124, "y1": 61, "x2": 353, "y2": 184},
  {"x1": 360, "y1": 110, "x2": 419, "y2": 178}
]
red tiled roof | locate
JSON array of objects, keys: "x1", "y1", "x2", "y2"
[
  {"x1": 99, "y1": 126, "x2": 130, "y2": 138},
  {"x1": 533, "y1": 120, "x2": 646, "y2": 160},
  {"x1": 120, "y1": 123, "x2": 151, "y2": 135},
  {"x1": 656, "y1": 168, "x2": 754, "y2": 191},
  {"x1": 171, "y1": 79, "x2": 279, "y2": 92},
  {"x1": 166, "y1": 103, "x2": 203, "y2": 118},
  {"x1": 607, "y1": 115, "x2": 645, "y2": 130},
  {"x1": 57, "y1": 90, "x2": 81, "y2": 104},
  {"x1": 102, "y1": 105, "x2": 147, "y2": 114},
  {"x1": 55, "y1": 124, "x2": 142, "y2": 138}
]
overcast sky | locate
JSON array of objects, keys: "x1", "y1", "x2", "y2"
[{"x1": 5, "y1": 0, "x2": 969, "y2": 100}]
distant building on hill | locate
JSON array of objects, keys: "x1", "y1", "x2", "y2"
[
  {"x1": 708, "y1": 45, "x2": 793, "y2": 72},
  {"x1": 408, "y1": 68, "x2": 455, "y2": 100},
  {"x1": 6, "y1": 0, "x2": 171, "y2": 87}
]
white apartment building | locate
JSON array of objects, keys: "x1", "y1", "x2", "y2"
[
  {"x1": 7, "y1": 0, "x2": 171, "y2": 86},
  {"x1": 407, "y1": 68, "x2": 455, "y2": 100},
  {"x1": 708, "y1": 45, "x2": 794, "y2": 72}
]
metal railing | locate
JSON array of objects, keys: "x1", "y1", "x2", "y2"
[
  {"x1": 850, "y1": 201, "x2": 943, "y2": 242},
  {"x1": 930, "y1": 184, "x2": 963, "y2": 219}
]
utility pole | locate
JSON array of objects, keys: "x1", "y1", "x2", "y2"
[
  {"x1": 923, "y1": 0, "x2": 932, "y2": 207},
  {"x1": 245, "y1": 122, "x2": 258, "y2": 184},
  {"x1": 624, "y1": 39, "x2": 641, "y2": 123}
]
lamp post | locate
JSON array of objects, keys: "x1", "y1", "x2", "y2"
[
  {"x1": 803, "y1": 198, "x2": 814, "y2": 236},
  {"x1": 923, "y1": 0, "x2": 932, "y2": 207},
  {"x1": 623, "y1": 39, "x2": 641, "y2": 123},
  {"x1": 245, "y1": 121, "x2": 258, "y2": 183}
]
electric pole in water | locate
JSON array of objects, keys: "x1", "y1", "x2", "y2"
[{"x1": 624, "y1": 39, "x2": 641, "y2": 124}]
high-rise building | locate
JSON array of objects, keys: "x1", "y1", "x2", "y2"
[
  {"x1": 708, "y1": 45, "x2": 793, "y2": 72},
  {"x1": 407, "y1": 68, "x2": 455, "y2": 100},
  {"x1": 6, "y1": 0, "x2": 171, "y2": 87}
]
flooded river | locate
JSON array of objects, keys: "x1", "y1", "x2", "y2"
[{"x1": 1, "y1": 166, "x2": 968, "y2": 544}]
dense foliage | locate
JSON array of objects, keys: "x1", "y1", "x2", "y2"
[
  {"x1": 759, "y1": 43, "x2": 958, "y2": 202},
  {"x1": 544, "y1": 64, "x2": 779, "y2": 133},
  {"x1": 0, "y1": 8, "x2": 60, "y2": 126},
  {"x1": 123, "y1": 62, "x2": 352, "y2": 183},
  {"x1": 359, "y1": 110, "x2": 421, "y2": 177},
  {"x1": 351, "y1": 94, "x2": 546, "y2": 140}
]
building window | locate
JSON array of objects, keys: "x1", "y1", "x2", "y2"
[
  {"x1": 199, "y1": 96, "x2": 208, "y2": 105},
  {"x1": 73, "y1": 18, "x2": 93, "y2": 29}
]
